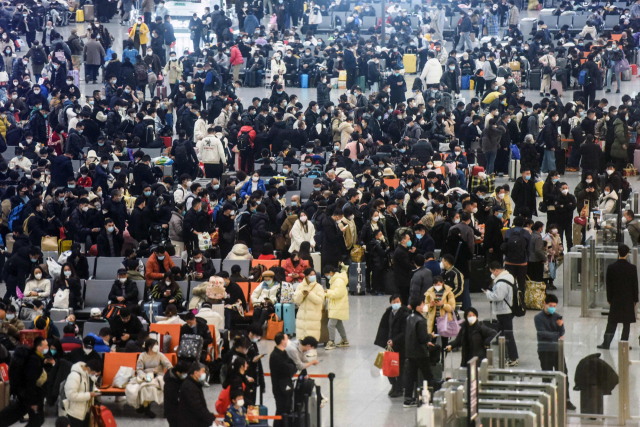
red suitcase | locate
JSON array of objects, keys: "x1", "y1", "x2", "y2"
[
  {"x1": 632, "y1": 64, "x2": 638, "y2": 75},
  {"x1": 156, "y1": 86, "x2": 167, "y2": 98},
  {"x1": 471, "y1": 165, "x2": 485, "y2": 176},
  {"x1": 162, "y1": 136, "x2": 172, "y2": 148},
  {"x1": 92, "y1": 405, "x2": 117, "y2": 427},
  {"x1": 19, "y1": 329, "x2": 45, "y2": 347}
]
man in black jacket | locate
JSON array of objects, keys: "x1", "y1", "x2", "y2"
[
  {"x1": 96, "y1": 218, "x2": 123, "y2": 257},
  {"x1": 269, "y1": 332, "x2": 297, "y2": 427},
  {"x1": 66, "y1": 122, "x2": 86, "y2": 160},
  {"x1": 393, "y1": 231, "x2": 416, "y2": 305},
  {"x1": 108, "y1": 268, "x2": 139, "y2": 307},
  {"x1": 578, "y1": 134, "x2": 603, "y2": 181},
  {"x1": 132, "y1": 155, "x2": 156, "y2": 196},
  {"x1": 411, "y1": 138, "x2": 434, "y2": 163},
  {"x1": 164, "y1": 360, "x2": 190, "y2": 427},
  {"x1": 219, "y1": 271, "x2": 247, "y2": 329},
  {"x1": 553, "y1": 182, "x2": 577, "y2": 250},
  {"x1": 178, "y1": 363, "x2": 216, "y2": 427},
  {"x1": 511, "y1": 167, "x2": 537, "y2": 217},
  {"x1": 109, "y1": 307, "x2": 143, "y2": 349},
  {"x1": 582, "y1": 53, "x2": 601, "y2": 108},
  {"x1": 180, "y1": 312, "x2": 213, "y2": 363},
  {"x1": 403, "y1": 298, "x2": 434, "y2": 408},
  {"x1": 541, "y1": 111, "x2": 560, "y2": 173},
  {"x1": 374, "y1": 295, "x2": 410, "y2": 398}
]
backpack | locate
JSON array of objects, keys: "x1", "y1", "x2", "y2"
[
  {"x1": 136, "y1": 64, "x2": 147, "y2": 81},
  {"x1": 285, "y1": 116, "x2": 295, "y2": 129},
  {"x1": 237, "y1": 130, "x2": 251, "y2": 151},
  {"x1": 496, "y1": 277, "x2": 526, "y2": 317},
  {"x1": 32, "y1": 48, "x2": 45, "y2": 65},
  {"x1": 174, "y1": 142, "x2": 189, "y2": 164},
  {"x1": 22, "y1": 213, "x2": 35, "y2": 236},
  {"x1": 578, "y1": 69, "x2": 589, "y2": 85},
  {"x1": 8, "y1": 203, "x2": 25, "y2": 231},
  {"x1": 504, "y1": 229, "x2": 527, "y2": 264},
  {"x1": 102, "y1": 303, "x2": 125, "y2": 321},
  {"x1": 5, "y1": 126, "x2": 22, "y2": 146}
]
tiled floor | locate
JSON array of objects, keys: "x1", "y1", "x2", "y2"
[{"x1": 24, "y1": 8, "x2": 640, "y2": 427}]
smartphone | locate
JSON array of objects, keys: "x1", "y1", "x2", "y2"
[
  {"x1": 256, "y1": 354, "x2": 265, "y2": 360},
  {"x1": 481, "y1": 288, "x2": 487, "y2": 292}
]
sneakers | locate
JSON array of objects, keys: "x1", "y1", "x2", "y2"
[
  {"x1": 606, "y1": 89, "x2": 612, "y2": 93},
  {"x1": 336, "y1": 340, "x2": 350, "y2": 348},
  {"x1": 306, "y1": 349, "x2": 318, "y2": 358},
  {"x1": 567, "y1": 401, "x2": 577, "y2": 410},
  {"x1": 506, "y1": 359, "x2": 519, "y2": 367},
  {"x1": 325, "y1": 341, "x2": 336, "y2": 350},
  {"x1": 596, "y1": 344, "x2": 610, "y2": 349},
  {"x1": 403, "y1": 399, "x2": 418, "y2": 408}
]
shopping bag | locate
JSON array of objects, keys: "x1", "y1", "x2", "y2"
[
  {"x1": 624, "y1": 163, "x2": 638, "y2": 177},
  {"x1": 265, "y1": 314, "x2": 283, "y2": 340},
  {"x1": 525, "y1": 276, "x2": 546, "y2": 310},
  {"x1": 350, "y1": 244, "x2": 364, "y2": 262},
  {"x1": 374, "y1": 351, "x2": 384, "y2": 369},
  {"x1": 338, "y1": 70, "x2": 347, "y2": 81},
  {"x1": 52, "y1": 288, "x2": 69, "y2": 309},
  {"x1": 198, "y1": 232, "x2": 212, "y2": 250},
  {"x1": 535, "y1": 180, "x2": 544, "y2": 197},
  {"x1": 382, "y1": 348, "x2": 400, "y2": 377},
  {"x1": 41, "y1": 236, "x2": 58, "y2": 251}
]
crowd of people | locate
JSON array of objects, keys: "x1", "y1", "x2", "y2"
[{"x1": 0, "y1": 0, "x2": 635, "y2": 423}]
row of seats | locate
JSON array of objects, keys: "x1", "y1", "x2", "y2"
[
  {"x1": 2, "y1": 145, "x2": 167, "y2": 161},
  {"x1": 538, "y1": 11, "x2": 623, "y2": 31}
]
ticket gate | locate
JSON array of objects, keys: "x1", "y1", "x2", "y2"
[
  {"x1": 478, "y1": 400, "x2": 546, "y2": 427},
  {"x1": 479, "y1": 390, "x2": 553, "y2": 427}
]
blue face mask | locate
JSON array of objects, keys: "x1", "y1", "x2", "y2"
[
  {"x1": 107, "y1": 226, "x2": 114, "y2": 233},
  {"x1": 58, "y1": 197, "x2": 65, "y2": 203},
  {"x1": 428, "y1": 187, "x2": 435, "y2": 193},
  {"x1": 213, "y1": 184, "x2": 220, "y2": 190},
  {"x1": 98, "y1": 142, "x2": 104, "y2": 146},
  {"x1": 358, "y1": 160, "x2": 364, "y2": 165},
  {"x1": 524, "y1": 175, "x2": 531, "y2": 181},
  {"x1": 50, "y1": 349, "x2": 57, "y2": 356},
  {"x1": 547, "y1": 306, "x2": 556, "y2": 315},
  {"x1": 497, "y1": 212, "x2": 503, "y2": 219},
  {"x1": 416, "y1": 233, "x2": 423, "y2": 240},
  {"x1": 144, "y1": 191, "x2": 151, "y2": 197},
  {"x1": 231, "y1": 196, "x2": 236, "y2": 202},
  {"x1": 68, "y1": 184, "x2": 75, "y2": 189},
  {"x1": 197, "y1": 207, "x2": 202, "y2": 212},
  {"x1": 394, "y1": 72, "x2": 399, "y2": 76},
  {"x1": 291, "y1": 202, "x2": 297, "y2": 206},
  {"x1": 406, "y1": 240, "x2": 412, "y2": 248},
  {"x1": 391, "y1": 302, "x2": 401, "y2": 311},
  {"x1": 399, "y1": 148, "x2": 406, "y2": 153},
  {"x1": 553, "y1": 178, "x2": 558, "y2": 183},
  {"x1": 30, "y1": 258, "x2": 37, "y2": 263},
  {"x1": 305, "y1": 162, "x2": 312, "y2": 167}
]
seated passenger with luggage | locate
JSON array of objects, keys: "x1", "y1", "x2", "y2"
[
  {"x1": 250, "y1": 270, "x2": 292, "y2": 328},
  {"x1": 126, "y1": 337, "x2": 173, "y2": 418},
  {"x1": 179, "y1": 311, "x2": 213, "y2": 363}
]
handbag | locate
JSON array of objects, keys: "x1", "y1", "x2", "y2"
[
  {"x1": 198, "y1": 232, "x2": 212, "y2": 250},
  {"x1": 624, "y1": 163, "x2": 638, "y2": 177},
  {"x1": 616, "y1": 58, "x2": 631, "y2": 74},
  {"x1": 525, "y1": 276, "x2": 546, "y2": 309},
  {"x1": 52, "y1": 288, "x2": 70, "y2": 309},
  {"x1": 274, "y1": 234, "x2": 287, "y2": 251},
  {"x1": 41, "y1": 236, "x2": 58, "y2": 251},
  {"x1": 436, "y1": 313, "x2": 462, "y2": 338},
  {"x1": 374, "y1": 351, "x2": 384, "y2": 369},
  {"x1": 382, "y1": 347, "x2": 400, "y2": 377},
  {"x1": 350, "y1": 244, "x2": 364, "y2": 262},
  {"x1": 265, "y1": 314, "x2": 283, "y2": 340}
]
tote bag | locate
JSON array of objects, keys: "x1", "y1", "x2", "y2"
[
  {"x1": 266, "y1": 314, "x2": 283, "y2": 340},
  {"x1": 382, "y1": 347, "x2": 400, "y2": 377},
  {"x1": 436, "y1": 313, "x2": 462, "y2": 338}
]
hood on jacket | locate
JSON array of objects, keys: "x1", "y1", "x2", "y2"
[
  {"x1": 230, "y1": 243, "x2": 250, "y2": 256},
  {"x1": 603, "y1": 190, "x2": 619, "y2": 201},
  {"x1": 70, "y1": 361, "x2": 88, "y2": 375},
  {"x1": 239, "y1": 125, "x2": 253, "y2": 133}
]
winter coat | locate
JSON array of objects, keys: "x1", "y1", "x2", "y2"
[
  {"x1": 144, "y1": 252, "x2": 176, "y2": 287},
  {"x1": 163, "y1": 59, "x2": 183, "y2": 84},
  {"x1": 282, "y1": 258, "x2": 309, "y2": 283},
  {"x1": 606, "y1": 259, "x2": 639, "y2": 324},
  {"x1": 107, "y1": 278, "x2": 139, "y2": 306},
  {"x1": 63, "y1": 362, "x2": 96, "y2": 420},
  {"x1": 325, "y1": 266, "x2": 349, "y2": 320},
  {"x1": 420, "y1": 58, "x2": 443, "y2": 85},
  {"x1": 128, "y1": 23, "x2": 150, "y2": 45},
  {"x1": 225, "y1": 243, "x2": 253, "y2": 260},
  {"x1": 168, "y1": 211, "x2": 184, "y2": 242},
  {"x1": 338, "y1": 121, "x2": 354, "y2": 149},
  {"x1": 423, "y1": 285, "x2": 456, "y2": 334},
  {"x1": 574, "y1": 180, "x2": 600, "y2": 212},
  {"x1": 292, "y1": 278, "x2": 325, "y2": 340},
  {"x1": 511, "y1": 177, "x2": 537, "y2": 216},
  {"x1": 179, "y1": 377, "x2": 216, "y2": 427},
  {"x1": 574, "y1": 353, "x2": 619, "y2": 394},
  {"x1": 229, "y1": 45, "x2": 244, "y2": 66},
  {"x1": 250, "y1": 212, "x2": 270, "y2": 255},
  {"x1": 240, "y1": 179, "x2": 266, "y2": 199},
  {"x1": 611, "y1": 117, "x2": 629, "y2": 160},
  {"x1": 83, "y1": 40, "x2": 105, "y2": 66},
  {"x1": 485, "y1": 270, "x2": 514, "y2": 316},
  {"x1": 409, "y1": 267, "x2": 433, "y2": 302},
  {"x1": 481, "y1": 124, "x2": 504, "y2": 153},
  {"x1": 196, "y1": 135, "x2": 226, "y2": 164},
  {"x1": 449, "y1": 320, "x2": 497, "y2": 366},
  {"x1": 316, "y1": 80, "x2": 331, "y2": 106},
  {"x1": 289, "y1": 219, "x2": 315, "y2": 252},
  {"x1": 374, "y1": 305, "x2": 410, "y2": 352}
]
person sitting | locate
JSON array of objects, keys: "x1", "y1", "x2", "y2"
[
  {"x1": 0, "y1": 305, "x2": 25, "y2": 349},
  {"x1": 33, "y1": 315, "x2": 60, "y2": 340},
  {"x1": 230, "y1": 264, "x2": 249, "y2": 282},
  {"x1": 186, "y1": 249, "x2": 217, "y2": 282},
  {"x1": 66, "y1": 244, "x2": 91, "y2": 280},
  {"x1": 86, "y1": 308, "x2": 110, "y2": 325},
  {"x1": 195, "y1": 302, "x2": 224, "y2": 342},
  {"x1": 23, "y1": 266, "x2": 51, "y2": 302},
  {"x1": 180, "y1": 312, "x2": 213, "y2": 363},
  {"x1": 282, "y1": 251, "x2": 309, "y2": 284},
  {"x1": 60, "y1": 323, "x2": 83, "y2": 352},
  {"x1": 145, "y1": 245, "x2": 177, "y2": 289},
  {"x1": 109, "y1": 307, "x2": 144, "y2": 349},
  {"x1": 65, "y1": 335, "x2": 103, "y2": 365},
  {"x1": 108, "y1": 268, "x2": 140, "y2": 307},
  {"x1": 124, "y1": 331, "x2": 150, "y2": 353},
  {"x1": 87, "y1": 327, "x2": 112, "y2": 353},
  {"x1": 126, "y1": 338, "x2": 173, "y2": 418},
  {"x1": 151, "y1": 274, "x2": 184, "y2": 310},
  {"x1": 153, "y1": 304, "x2": 183, "y2": 326},
  {"x1": 257, "y1": 242, "x2": 277, "y2": 260},
  {"x1": 223, "y1": 389, "x2": 249, "y2": 427},
  {"x1": 52, "y1": 263, "x2": 83, "y2": 310}
]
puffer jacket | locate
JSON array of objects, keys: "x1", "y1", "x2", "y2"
[
  {"x1": 168, "y1": 210, "x2": 183, "y2": 242},
  {"x1": 599, "y1": 190, "x2": 619, "y2": 214},
  {"x1": 196, "y1": 135, "x2": 226, "y2": 164},
  {"x1": 611, "y1": 117, "x2": 629, "y2": 161},
  {"x1": 225, "y1": 243, "x2": 253, "y2": 260},
  {"x1": 420, "y1": 58, "x2": 443, "y2": 85},
  {"x1": 422, "y1": 285, "x2": 456, "y2": 334},
  {"x1": 292, "y1": 278, "x2": 325, "y2": 340},
  {"x1": 325, "y1": 265, "x2": 349, "y2": 320},
  {"x1": 63, "y1": 362, "x2": 96, "y2": 421},
  {"x1": 485, "y1": 270, "x2": 514, "y2": 316}
]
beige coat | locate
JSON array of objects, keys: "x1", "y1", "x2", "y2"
[
  {"x1": 163, "y1": 59, "x2": 183, "y2": 84},
  {"x1": 63, "y1": 362, "x2": 96, "y2": 420},
  {"x1": 325, "y1": 266, "x2": 349, "y2": 320},
  {"x1": 293, "y1": 279, "x2": 325, "y2": 339},
  {"x1": 422, "y1": 285, "x2": 456, "y2": 334},
  {"x1": 338, "y1": 121, "x2": 354, "y2": 149}
]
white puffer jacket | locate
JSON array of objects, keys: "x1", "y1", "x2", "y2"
[
  {"x1": 193, "y1": 118, "x2": 208, "y2": 141},
  {"x1": 196, "y1": 135, "x2": 227, "y2": 164},
  {"x1": 420, "y1": 58, "x2": 443, "y2": 85},
  {"x1": 63, "y1": 362, "x2": 95, "y2": 420}
]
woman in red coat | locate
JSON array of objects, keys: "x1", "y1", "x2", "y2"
[{"x1": 282, "y1": 251, "x2": 309, "y2": 284}]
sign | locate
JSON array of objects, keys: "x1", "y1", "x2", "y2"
[{"x1": 467, "y1": 356, "x2": 478, "y2": 425}]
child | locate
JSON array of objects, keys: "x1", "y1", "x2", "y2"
[
  {"x1": 77, "y1": 166, "x2": 93, "y2": 188},
  {"x1": 224, "y1": 390, "x2": 248, "y2": 426}
]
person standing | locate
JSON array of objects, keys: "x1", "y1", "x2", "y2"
[
  {"x1": 178, "y1": 363, "x2": 216, "y2": 427},
  {"x1": 484, "y1": 206, "x2": 505, "y2": 265},
  {"x1": 393, "y1": 231, "x2": 416, "y2": 305},
  {"x1": 527, "y1": 221, "x2": 547, "y2": 282},
  {"x1": 553, "y1": 182, "x2": 577, "y2": 250},
  {"x1": 540, "y1": 110, "x2": 559, "y2": 174},
  {"x1": 484, "y1": 262, "x2": 519, "y2": 366},
  {"x1": 128, "y1": 17, "x2": 149, "y2": 54},
  {"x1": 374, "y1": 295, "x2": 410, "y2": 398},
  {"x1": 446, "y1": 307, "x2": 497, "y2": 366},
  {"x1": 534, "y1": 294, "x2": 576, "y2": 410},
  {"x1": 269, "y1": 333, "x2": 297, "y2": 427},
  {"x1": 83, "y1": 33, "x2": 105, "y2": 85},
  {"x1": 387, "y1": 66, "x2": 407, "y2": 109},
  {"x1": 323, "y1": 264, "x2": 349, "y2": 350},
  {"x1": 403, "y1": 297, "x2": 435, "y2": 408},
  {"x1": 343, "y1": 43, "x2": 357, "y2": 93},
  {"x1": 189, "y1": 13, "x2": 203, "y2": 51},
  {"x1": 598, "y1": 244, "x2": 639, "y2": 349},
  {"x1": 511, "y1": 168, "x2": 537, "y2": 217},
  {"x1": 163, "y1": 361, "x2": 190, "y2": 427},
  {"x1": 64, "y1": 360, "x2": 103, "y2": 427}
]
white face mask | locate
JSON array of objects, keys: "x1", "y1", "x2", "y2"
[
  {"x1": 6, "y1": 314, "x2": 14, "y2": 320},
  {"x1": 372, "y1": 216, "x2": 379, "y2": 222},
  {"x1": 586, "y1": 179, "x2": 593, "y2": 184},
  {"x1": 236, "y1": 399, "x2": 245, "y2": 407},
  {"x1": 472, "y1": 207, "x2": 478, "y2": 213},
  {"x1": 434, "y1": 285, "x2": 443, "y2": 291},
  {"x1": 34, "y1": 273, "x2": 42, "y2": 280},
  {"x1": 607, "y1": 169, "x2": 614, "y2": 175},
  {"x1": 83, "y1": 347, "x2": 92, "y2": 355},
  {"x1": 165, "y1": 280, "x2": 172, "y2": 286},
  {"x1": 152, "y1": 345, "x2": 159, "y2": 353},
  {"x1": 454, "y1": 218, "x2": 460, "y2": 224},
  {"x1": 119, "y1": 277, "x2": 127, "y2": 283},
  {"x1": 421, "y1": 305, "x2": 429, "y2": 313},
  {"x1": 498, "y1": 193, "x2": 505, "y2": 199},
  {"x1": 467, "y1": 316, "x2": 477, "y2": 325},
  {"x1": 561, "y1": 189, "x2": 568, "y2": 195}
]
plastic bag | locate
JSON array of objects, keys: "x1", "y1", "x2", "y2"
[
  {"x1": 52, "y1": 288, "x2": 69, "y2": 309},
  {"x1": 112, "y1": 366, "x2": 134, "y2": 388},
  {"x1": 58, "y1": 250, "x2": 71, "y2": 265},
  {"x1": 47, "y1": 257, "x2": 62, "y2": 279}
]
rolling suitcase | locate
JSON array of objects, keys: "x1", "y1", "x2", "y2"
[
  {"x1": 633, "y1": 149, "x2": 640, "y2": 171},
  {"x1": 300, "y1": 74, "x2": 309, "y2": 88},
  {"x1": 143, "y1": 301, "x2": 162, "y2": 323},
  {"x1": 596, "y1": 70, "x2": 604, "y2": 90},
  {"x1": 248, "y1": 70, "x2": 256, "y2": 87},
  {"x1": 162, "y1": 136, "x2": 171, "y2": 148},
  {"x1": 555, "y1": 148, "x2": 566, "y2": 174},
  {"x1": 83, "y1": 4, "x2": 94, "y2": 20},
  {"x1": 348, "y1": 262, "x2": 366, "y2": 295},
  {"x1": 274, "y1": 303, "x2": 295, "y2": 335},
  {"x1": 403, "y1": 54, "x2": 417, "y2": 73},
  {"x1": 622, "y1": 69, "x2": 631, "y2": 81},
  {"x1": 177, "y1": 334, "x2": 204, "y2": 360},
  {"x1": 529, "y1": 70, "x2": 541, "y2": 91},
  {"x1": 319, "y1": 309, "x2": 329, "y2": 344},
  {"x1": 460, "y1": 74, "x2": 470, "y2": 89},
  {"x1": 76, "y1": 9, "x2": 84, "y2": 22},
  {"x1": 550, "y1": 79, "x2": 563, "y2": 95},
  {"x1": 469, "y1": 257, "x2": 491, "y2": 293},
  {"x1": 156, "y1": 86, "x2": 167, "y2": 98},
  {"x1": 508, "y1": 159, "x2": 520, "y2": 181}
]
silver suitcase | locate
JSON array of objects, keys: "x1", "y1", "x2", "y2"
[{"x1": 509, "y1": 159, "x2": 520, "y2": 181}]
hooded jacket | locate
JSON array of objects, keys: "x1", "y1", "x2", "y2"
[
  {"x1": 63, "y1": 362, "x2": 96, "y2": 420},
  {"x1": 196, "y1": 135, "x2": 226, "y2": 164}
]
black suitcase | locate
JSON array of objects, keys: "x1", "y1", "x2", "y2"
[
  {"x1": 555, "y1": 148, "x2": 566, "y2": 174},
  {"x1": 248, "y1": 70, "x2": 256, "y2": 87},
  {"x1": 177, "y1": 334, "x2": 203, "y2": 360},
  {"x1": 529, "y1": 70, "x2": 542, "y2": 91},
  {"x1": 596, "y1": 70, "x2": 604, "y2": 90},
  {"x1": 469, "y1": 257, "x2": 491, "y2": 293},
  {"x1": 348, "y1": 262, "x2": 366, "y2": 295}
]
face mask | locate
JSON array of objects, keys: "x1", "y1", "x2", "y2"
[
  {"x1": 607, "y1": 169, "x2": 614, "y2": 175},
  {"x1": 406, "y1": 240, "x2": 412, "y2": 248},
  {"x1": 157, "y1": 255, "x2": 165, "y2": 261},
  {"x1": 82, "y1": 206, "x2": 89, "y2": 212},
  {"x1": 265, "y1": 279, "x2": 273, "y2": 286},
  {"x1": 454, "y1": 218, "x2": 460, "y2": 224},
  {"x1": 434, "y1": 285, "x2": 443, "y2": 292},
  {"x1": 308, "y1": 275, "x2": 316, "y2": 283},
  {"x1": 152, "y1": 345, "x2": 159, "y2": 353},
  {"x1": 199, "y1": 372, "x2": 207, "y2": 382},
  {"x1": 472, "y1": 207, "x2": 478, "y2": 214},
  {"x1": 524, "y1": 175, "x2": 531, "y2": 181},
  {"x1": 623, "y1": 217, "x2": 629, "y2": 224},
  {"x1": 6, "y1": 314, "x2": 14, "y2": 321},
  {"x1": 83, "y1": 347, "x2": 92, "y2": 355},
  {"x1": 467, "y1": 316, "x2": 477, "y2": 325},
  {"x1": 180, "y1": 373, "x2": 188, "y2": 379},
  {"x1": 546, "y1": 306, "x2": 556, "y2": 315},
  {"x1": 561, "y1": 189, "x2": 568, "y2": 195},
  {"x1": 64, "y1": 271, "x2": 71, "y2": 277}
]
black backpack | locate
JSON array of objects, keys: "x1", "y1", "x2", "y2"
[
  {"x1": 503, "y1": 229, "x2": 527, "y2": 264},
  {"x1": 175, "y1": 142, "x2": 189, "y2": 164},
  {"x1": 32, "y1": 48, "x2": 45, "y2": 65},
  {"x1": 237, "y1": 130, "x2": 251, "y2": 151},
  {"x1": 496, "y1": 277, "x2": 526, "y2": 317}
]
